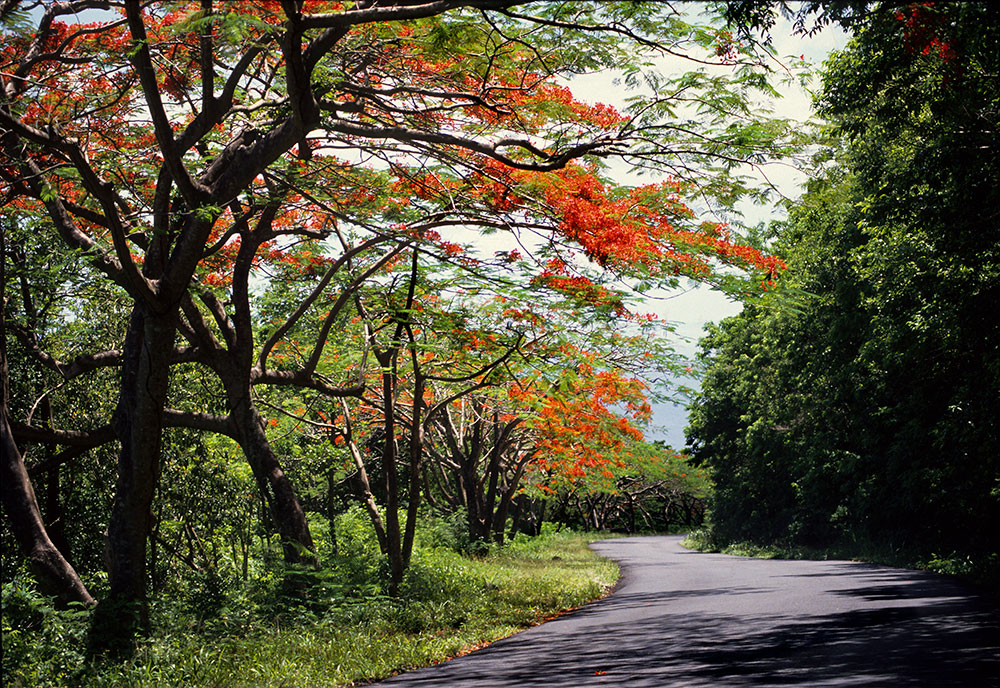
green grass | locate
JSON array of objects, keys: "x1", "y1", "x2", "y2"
[{"x1": 3, "y1": 529, "x2": 618, "y2": 688}]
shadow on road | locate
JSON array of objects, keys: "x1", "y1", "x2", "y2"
[
  {"x1": 373, "y1": 539, "x2": 1000, "y2": 687},
  {"x1": 387, "y1": 602, "x2": 997, "y2": 686}
]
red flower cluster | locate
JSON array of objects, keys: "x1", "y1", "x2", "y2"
[
  {"x1": 895, "y1": 3, "x2": 958, "y2": 63},
  {"x1": 521, "y1": 165, "x2": 785, "y2": 286}
]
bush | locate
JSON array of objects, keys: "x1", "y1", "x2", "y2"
[
  {"x1": 2, "y1": 577, "x2": 91, "y2": 687},
  {"x1": 330, "y1": 504, "x2": 387, "y2": 589}
]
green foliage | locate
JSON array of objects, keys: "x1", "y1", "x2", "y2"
[
  {"x1": 415, "y1": 509, "x2": 492, "y2": 555},
  {"x1": 2, "y1": 578, "x2": 91, "y2": 688},
  {"x1": 924, "y1": 553, "x2": 1000, "y2": 591},
  {"x1": 687, "y1": 2, "x2": 1000, "y2": 576},
  {"x1": 548, "y1": 441, "x2": 711, "y2": 534},
  {"x1": 683, "y1": 531, "x2": 1000, "y2": 593},
  {"x1": 327, "y1": 505, "x2": 390, "y2": 591},
  {"x1": 1, "y1": 528, "x2": 615, "y2": 688}
]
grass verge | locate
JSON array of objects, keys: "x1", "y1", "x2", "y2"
[{"x1": 3, "y1": 530, "x2": 618, "y2": 688}]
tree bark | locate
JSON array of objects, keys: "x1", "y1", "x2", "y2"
[
  {"x1": 0, "y1": 429, "x2": 95, "y2": 607},
  {"x1": 228, "y1": 394, "x2": 317, "y2": 567},
  {"x1": 341, "y1": 397, "x2": 389, "y2": 553},
  {"x1": 378, "y1": 358, "x2": 404, "y2": 592},
  {"x1": 401, "y1": 373, "x2": 424, "y2": 569},
  {"x1": 90, "y1": 306, "x2": 175, "y2": 656}
]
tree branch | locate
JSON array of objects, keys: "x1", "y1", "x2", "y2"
[
  {"x1": 255, "y1": 369, "x2": 365, "y2": 398},
  {"x1": 125, "y1": 3, "x2": 210, "y2": 206},
  {"x1": 257, "y1": 236, "x2": 402, "y2": 372},
  {"x1": 163, "y1": 408, "x2": 235, "y2": 437},
  {"x1": 319, "y1": 112, "x2": 612, "y2": 171},
  {"x1": 301, "y1": 1, "x2": 534, "y2": 30},
  {"x1": 11, "y1": 421, "x2": 116, "y2": 448}
]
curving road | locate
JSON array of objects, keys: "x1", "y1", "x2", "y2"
[{"x1": 372, "y1": 535, "x2": 1000, "y2": 687}]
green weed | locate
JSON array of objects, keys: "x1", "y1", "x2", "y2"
[{"x1": 2, "y1": 528, "x2": 617, "y2": 687}]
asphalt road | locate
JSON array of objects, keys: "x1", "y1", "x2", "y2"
[{"x1": 371, "y1": 535, "x2": 1000, "y2": 687}]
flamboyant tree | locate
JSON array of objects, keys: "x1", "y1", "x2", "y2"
[
  {"x1": 2, "y1": 0, "x2": 798, "y2": 653},
  {"x1": 328, "y1": 237, "x2": 702, "y2": 551}
]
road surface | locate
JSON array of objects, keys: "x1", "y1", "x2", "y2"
[{"x1": 371, "y1": 535, "x2": 999, "y2": 687}]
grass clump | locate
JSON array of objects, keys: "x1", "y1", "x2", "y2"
[{"x1": 2, "y1": 521, "x2": 617, "y2": 688}]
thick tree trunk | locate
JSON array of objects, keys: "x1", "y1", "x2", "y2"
[
  {"x1": 401, "y1": 376, "x2": 424, "y2": 569},
  {"x1": 462, "y1": 453, "x2": 487, "y2": 543},
  {"x1": 492, "y1": 460, "x2": 530, "y2": 545},
  {"x1": 459, "y1": 416, "x2": 489, "y2": 544},
  {"x1": 229, "y1": 397, "x2": 317, "y2": 566},
  {"x1": 508, "y1": 493, "x2": 525, "y2": 541},
  {"x1": 90, "y1": 306, "x2": 174, "y2": 656},
  {"x1": 491, "y1": 490, "x2": 512, "y2": 545},
  {"x1": 531, "y1": 499, "x2": 545, "y2": 536},
  {"x1": 1, "y1": 419, "x2": 94, "y2": 607},
  {"x1": 481, "y1": 422, "x2": 503, "y2": 543}
]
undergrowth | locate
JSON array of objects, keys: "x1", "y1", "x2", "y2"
[{"x1": 2, "y1": 515, "x2": 617, "y2": 688}]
